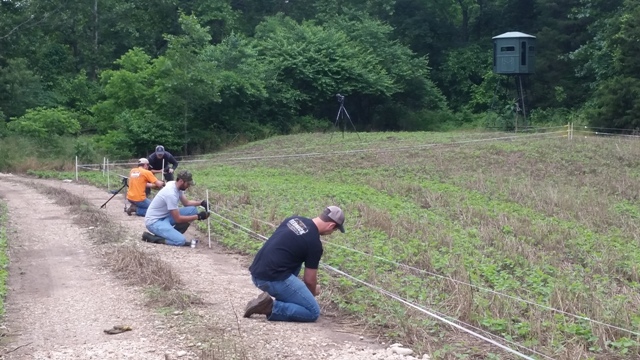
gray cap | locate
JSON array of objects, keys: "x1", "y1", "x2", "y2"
[
  {"x1": 155, "y1": 145, "x2": 165, "y2": 155},
  {"x1": 322, "y1": 206, "x2": 345, "y2": 233}
]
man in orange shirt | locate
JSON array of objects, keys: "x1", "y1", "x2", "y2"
[{"x1": 126, "y1": 158, "x2": 165, "y2": 216}]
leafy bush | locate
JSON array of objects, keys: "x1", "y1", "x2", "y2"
[{"x1": 7, "y1": 107, "x2": 80, "y2": 138}]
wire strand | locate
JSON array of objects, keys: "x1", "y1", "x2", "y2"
[
  {"x1": 206, "y1": 209, "x2": 543, "y2": 359},
  {"x1": 210, "y1": 204, "x2": 640, "y2": 338}
]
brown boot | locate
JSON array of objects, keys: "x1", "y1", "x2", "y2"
[
  {"x1": 243, "y1": 292, "x2": 273, "y2": 318},
  {"x1": 126, "y1": 204, "x2": 138, "y2": 216}
]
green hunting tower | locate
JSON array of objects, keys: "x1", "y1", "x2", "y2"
[
  {"x1": 493, "y1": 32, "x2": 536, "y2": 74},
  {"x1": 492, "y1": 31, "x2": 536, "y2": 130}
]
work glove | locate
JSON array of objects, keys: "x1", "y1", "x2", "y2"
[
  {"x1": 168, "y1": 168, "x2": 174, "y2": 174},
  {"x1": 197, "y1": 211, "x2": 210, "y2": 220},
  {"x1": 200, "y1": 200, "x2": 209, "y2": 210}
]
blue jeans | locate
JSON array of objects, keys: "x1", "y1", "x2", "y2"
[
  {"x1": 130, "y1": 198, "x2": 151, "y2": 216},
  {"x1": 251, "y1": 267, "x2": 320, "y2": 322},
  {"x1": 146, "y1": 206, "x2": 198, "y2": 246}
]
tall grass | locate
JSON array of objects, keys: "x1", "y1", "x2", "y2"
[{"x1": 0, "y1": 135, "x2": 106, "y2": 173}]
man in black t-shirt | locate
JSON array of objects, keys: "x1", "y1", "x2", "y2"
[
  {"x1": 145, "y1": 145, "x2": 179, "y2": 197},
  {"x1": 244, "y1": 206, "x2": 345, "y2": 322},
  {"x1": 147, "y1": 145, "x2": 179, "y2": 181}
]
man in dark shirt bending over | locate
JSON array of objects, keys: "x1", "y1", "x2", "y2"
[
  {"x1": 244, "y1": 206, "x2": 345, "y2": 322},
  {"x1": 147, "y1": 145, "x2": 179, "y2": 181}
]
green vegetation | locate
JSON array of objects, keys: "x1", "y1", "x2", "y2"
[
  {"x1": 0, "y1": 202, "x2": 9, "y2": 316},
  {"x1": 2, "y1": 0, "x2": 640, "y2": 163},
  {"x1": 179, "y1": 131, "x2": 637, "y2": 359},
  {"x1": 32, "y1": 129, "x2": 640, "y2": 359}
]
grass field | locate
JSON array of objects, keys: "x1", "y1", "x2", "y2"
[{"x1": 44, "y1": 130, "x2": 640, "y2": 359}]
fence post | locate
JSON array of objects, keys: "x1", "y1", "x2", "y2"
[
  {"x1": 206, "y1": 189, "x2": 211, "y2": 249},
  {"x1": 103, "y1": 157, "x2": 106, "y2": 177},
  {"x1": 75, "y1": 156, "x2": 78, "y2": 181},
  {"x1": 107, "y1": 158, "x2": 110, "y2": 192},
  {"x1": 570, "y1": 122, "x2": 574, "y2": 140}
]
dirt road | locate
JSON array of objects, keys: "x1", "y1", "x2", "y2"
[{"x1": 0, "y1": 174, "x2": 419, "y2": 360}]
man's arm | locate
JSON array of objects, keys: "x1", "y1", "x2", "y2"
[
  {"x1": 144, "y1": 172, "x2": 164, "y2": 189},
  {"x1": 169, "y1": 208, "x2": 199, "y2": 224},
  {"x1": 303, "y1": 268, "x2": 319, "y2": 296},
  {"x1": 167, "y1": 154, "x2": 179, "y2": 169},
  {"x1": 151, "y1": 180, "x2": 164, "y2": 189},
  {"x1": 179, "y1": 193, "x2": 203, "y2": 207}
]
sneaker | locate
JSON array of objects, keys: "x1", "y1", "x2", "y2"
[
  {"x1": 243, "y1": 292, "x2": 273, "y2": 318},
  {"x1": 126, "y1": 204, "x2": 138, "y2": 216},
  {"x1": 190, "y1": 239, "x2": 198, "y2": 248}
]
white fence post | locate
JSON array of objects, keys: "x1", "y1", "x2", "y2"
[
  {"x1": 75, "y1": 156, "x2": 78, "y2": 181},
  {"x1": 570, "y1": 122, "x2": 574, "y2": 140},
  {"x1": 206, "y1": 189, "x2": 211, "y2": 248},
  {"x1": 107, "y1": 158, "x2": 110, "y2": 191}
]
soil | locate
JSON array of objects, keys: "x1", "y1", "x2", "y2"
[{"x1": 0, "y1": 174, "x2": 426, "y2": 360}]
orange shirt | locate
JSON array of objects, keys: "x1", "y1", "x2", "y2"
[{"x1": 126, "y1": 167, "x2": 158, "y2": 202}]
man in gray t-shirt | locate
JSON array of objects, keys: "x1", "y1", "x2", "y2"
[{"x1": 144, "y1": 170, "x2": 209, "y2": 246}]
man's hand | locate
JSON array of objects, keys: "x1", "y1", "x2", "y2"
[
  {"x1": 314, "y1": 285, "x2": 321, "y2": 297},
  {"x1": 168, "y1": 168, "x2": 174, "y2": 174},
  {"x1": 197, "y1": 211, "x2": 210, "y2": 220},
  {"x1": 200, "y1": 200, "x2": 209, "y2": 210}
]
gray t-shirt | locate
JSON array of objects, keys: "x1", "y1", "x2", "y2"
[{"x1": 145, "y1": 181, "x2": 183, "y2": 226}]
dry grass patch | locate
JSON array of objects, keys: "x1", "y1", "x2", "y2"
[
  {"x1": 105, "y1": 245, "x2": 182, "y2": 290},
  {"x1": 143, "y1": 286, "x2": 203, "y2": 310},
  {"x1": 31, "y1": 182, "x2": 200, "y2": 309},
  {"x1": 24, "y1": 180, "x2": 252, "y2": 357},
  {"x1": 199, "y1": 343, "x2": 250, "y2": 360}
]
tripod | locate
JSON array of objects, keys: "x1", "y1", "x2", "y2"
[
  {"x1": 100, "y1": 176, "x2": 128, "y2": 209},
  {"x1": 330, "y1": 94, "x2": 360, "y2": 141}
]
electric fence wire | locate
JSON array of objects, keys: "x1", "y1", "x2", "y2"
[
  {"x1": 205, "y1": 210, "x2": 552, "y2": 360},
  {"x1": 322, "y1": 242, "x2": 640, "y2": 338},
  {"x1": 76, "y1": 130, "x2": 566, "y2": 170},
  {"x1": 76, "y1": 165, "x2": 102, "y2": 171},
  {"x1": 574, "y1": 130, "x2": 640, "y2": 139},
  {"x1": 323, "y1": 265, "x2": 550, "y2": 360},
  {"x1": 210, "y1": 203, "x2": 640, "y2": 339},
  {"x1": 77, "y1": 125, "x2": 639, "y2": 171},
  {"x1": 582, "y1": 126, "x2": 640, "y2": 132},
  {"x1": 202, "y1": 130, "x2": 538, "y2": 159},
  {"x1": 202, "y1": 131, "x2": 567, "y2": 165},
  {"x1": 515, "y1": 125, "x2": 568, "y2": 132}
]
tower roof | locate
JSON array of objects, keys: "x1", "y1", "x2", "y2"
[{"x1": 492, "y1": 32, "x2": 536, "y2": 39}]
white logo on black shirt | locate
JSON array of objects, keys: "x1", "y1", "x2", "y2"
[{"x1": 287, "y1": 218, "x2": 308, "y2": 235}]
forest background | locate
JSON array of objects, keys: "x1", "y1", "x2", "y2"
[{"x1": 1, "y1": 0, "x2": 639, "y2": 166}]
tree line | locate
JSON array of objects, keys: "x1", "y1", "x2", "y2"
[{"x1": 0, "y1": 0, "x2": 638, "y2": 159}]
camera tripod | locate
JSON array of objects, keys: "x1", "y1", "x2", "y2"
[
  {"x1": 330, "y1": 94, "x2": 360, "y2": 141},
  {"x1": 100, "y1": 175, "x2": 128, "y2": 210}
]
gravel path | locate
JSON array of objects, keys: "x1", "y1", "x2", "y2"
[
  {"x1": 0, "y1": 174, "x2": 430, "y2": 360},
  {"x1": 0, "y1": 176, "x2": 189, "y2": 359}
]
